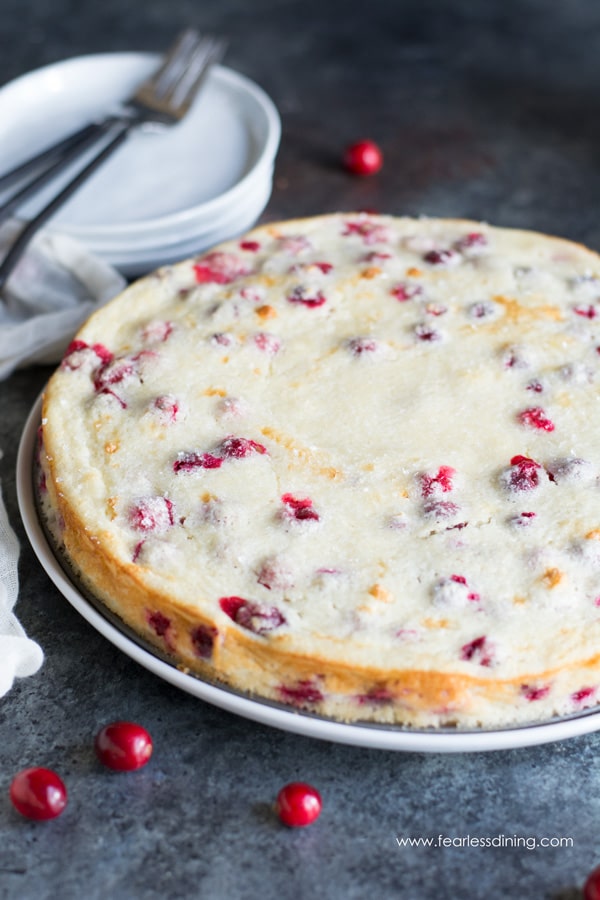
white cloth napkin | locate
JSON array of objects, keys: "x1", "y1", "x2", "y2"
[
  {"x1": 0, "y1": 219, "x2": 126, "y2": 377},
  {"x1": 0, "y1": 220, "x2": 126, "y2": 693},
  {"x1": 0, "y1": 480, "x2": 44, "y2": 695}
]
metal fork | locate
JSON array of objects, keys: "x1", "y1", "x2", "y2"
[{"x1": 0, "y1": 29, "x2": 226, "y2": 291}]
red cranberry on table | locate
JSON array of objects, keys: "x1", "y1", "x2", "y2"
[
  {"x1": 343, "y1": 140, "x2": 383, "y2": 176},
  {"x1": 275, "y1": 781, "x2": 322, "y2": 827},
  {"x1": 584, "y1": 866, "x2": 600, "y2": 900},
  {"x1": 94, "y1": 721, "x2": 153, "y2": 771},
  {"x1": 9, "y1": 767, "x2": 67, "y2": 820}
]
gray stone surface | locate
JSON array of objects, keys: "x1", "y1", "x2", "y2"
[{"x1": 1, "y1": 1, "x2": 600, "y2": 897}]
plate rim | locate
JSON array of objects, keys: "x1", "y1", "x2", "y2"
[
  {"x1": 16, "y1": 392, "x2": 600, "y2": 753},
  {"x1": 0, "y1": 52, "x2": 281, "y2": 238},
  {"x1": 87, "y1": 178, "x2": 274, "y2": 276},
  {"x1": 78, "y1": 167, "x2": 274, "y2": 253}
]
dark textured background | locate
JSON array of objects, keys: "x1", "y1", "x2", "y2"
[{"x1": 1, "y1": 2, "x2": 600, "y2": 898}]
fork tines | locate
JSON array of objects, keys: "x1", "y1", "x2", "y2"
[{"x1": 132, "y1": 30, "x2": 227, "y2": 120}]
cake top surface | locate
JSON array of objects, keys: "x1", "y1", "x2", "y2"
[{"x1": 42, "y1": 213, "x2": 600, "y2": 688}]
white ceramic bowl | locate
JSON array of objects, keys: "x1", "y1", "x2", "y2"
[
  {"x1": 0, "y1": 52, "x2": 281, "y2": 271},
  {"x1": 97, "y1": 176, "x2": 274, "y2": 276},
  {"x1": 81, "y1": 166, "x2": 275, "y2": 252}
]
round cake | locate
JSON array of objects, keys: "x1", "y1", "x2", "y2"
[{"x1": 39, "y1": 212, "x2": 600, "y2": 729}]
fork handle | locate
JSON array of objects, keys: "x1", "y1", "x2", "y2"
[
  {"x1": 0, "y1": 121, "x2": 131, "y2": 292},
  {"x1": 0, "y1": 118, "x2": 120, "y2": 225},
  {"x1": 0, "y1": 119, "x2": 120, "y2": 190}
]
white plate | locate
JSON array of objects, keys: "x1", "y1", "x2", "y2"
[
  {"x1": 83, "y1": 166, "x2": 274, "y2": 252},
  {"x1": 0, "y1": 53, "x2": 280, "y2": 238},
  {"x1": 17, "y1": 394, "x2": 600, "y2": 752},
  {"x1": 93, "y1": 177, "x2": 274, "y2": 276}
]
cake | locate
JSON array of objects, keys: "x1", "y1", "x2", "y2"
[{"x1": 38, "y1": 212, "x2": 600, "y2": 729}]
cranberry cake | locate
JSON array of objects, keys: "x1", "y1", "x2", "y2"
[{"x1": 39, "y1": 213, "x2": 600, "y2": 729}]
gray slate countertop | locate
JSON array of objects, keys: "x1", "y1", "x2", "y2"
[{"x1": 1, "y1": 1, "x2": 599, "y2": 897}]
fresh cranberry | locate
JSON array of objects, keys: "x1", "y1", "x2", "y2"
[
  {"x1": 147, "y1": 611, "x2": 171, "y2": 637},
  {"x1": 278, "y1": 234, "x2": 313, "y2": 255},
  {"x1": 460, "y1": 636, "x2": 493, "y2": 666},
  {"x1": 342, "y1": 219, "x2": 391, "y2": 244},
  {"x1": 91, "y1": 351, "x2": 155, "y2": 407},
  {"x1": 257, "y1": 557, "x2": 294, "y2": 591},
  {"x1": 433, "y1": 575, "x2": 479, "y2": 607},
  {"x1": 521, "y1": 684, "x2": 550, "y2": 702},
  {"x1": 584, "y1": 866, "x2": 600, "y2": 900},
  {"x1": 391, "y1": 282, "x2": 423, "y2": 302},
  {"x1": 572, "y1": 687, "x2": 595, "y2": 705},
  {"x1": 210, "y1": 332, "x2": 234, "y2": 347},
  {"x1": 312, "y1": 261, "x2": 333, "y2": 274},
  {"x1": 445, "y1": 520, "x2": 468, "y2": 531},
  {"x1": 193, "y1": 252, "x2": 250, "y2": 284},
  {"x1": 546, "y1": 456, "x2": 593, "y2": 483},
  {"x1": 357, "y1": 687, "x2": 394, "y2": 705},
  {"x1": 275, "y1": 782, "x2": 322, "y2": 827},
  {"x1": 347, "y1": 337, "x2": 379, "y2": 355},
  {"x1": 174, "y1": 437, "x2": 266, "y2": 472},
  {"x1": 450, "y1": 574, "x2": 480, "y2": 602},
  {"x1": 278, "y1": 681, "x2": 324, "y2": 705},
  {"x1": 63, "y1": 338, "x2": 88, "y2": 357},
  {"x1": 61, "y1": 340, "x2": 113, "y2": 370},
  {"x1": 191, "y1": 625, "x2": 218, "y2": 659},
  {"x1": 526, "y1": 379, "x2": 544, "y2": 393},
  {"x1": 342, "y1": 219, "x2": 392, "y2": 246},
  {"x1": 10, "y1": 767, "x2": 67, "y2": 820},
  {"x1": 287, "y1": 286, "x2": 327, "y2": 308},
  {"x1": 82, "y1": 341, "x2": 112, "y2": 363},
  {"x1": 423, "y1": 249, "x2": 459, "y2": 266},
  {"x1": 281, "y1": 493, "x2": 320, "y2": 522},
  {"x1": 517, "y1": 407, "x2": 555, "y2": 432},
  {"x1": 454, "y1": 232, "x2": 488, "y2": 251},
  {"x1": 420, "y1": 466, "x2": 455, "y2": 497},
  {"x1": 414, "y1": 323, "x2": 441, "y2": 342},
  {"x1": 93, "y1": 357, "x2": 135, "y2": 391},
  {"x1": 236, "y1": 604, "x2": 285, "y2": 634},
  {"x1": 153, "y1": 394, "x2": 180, "y2": 423},
  {"x1": 141, "y1": 320, "x2": 173, "y2": 343},
  {"x1": 253, "y1": 332, "x2": 281, "y2": 354},
  {"x1": 132, "y1": 540, "x2": 145, "y2": 562},
  {"x1": 173, "y1": 451, "x2": 223, "y2": 472},
  {"x1": 343, "y1": 140, "x2": 383, "y2": 176},
  {"x1": 219, "y1": 436, "x2": 267, "y2": 458},
  {"x1": 219, "y1": 596, "x2": 286, "y2": 634},
  {"x1": 508, "y1": 511, "x2": 537, "y2": 527},
  {"x1": 128, "y1": 497, "x2": 174, "y2": 533},
  {"x1": 574, "y1": 304, "x2": 599, "y2": 319},
  {"x1": 504, "y1": 455, "x2": 543, "y2": 491},
  {"x1": 502, "y1": 346, "x2": 528, "y2": 369},
  {"x1": 364, "y1": 251, "x2": 391, "y2": 262},
  {"x1": 422, "y1": 499, "x2": 461, "y2": 520},
  {"x1": 468, "y1": 301, "x2": 495, "y2": 319},
  {"x1": 94, "y1": 721, "x2": 153, "y2": 771},
  {"x1": 216, "y1": 397, "x2": 246, "y2": 419}
]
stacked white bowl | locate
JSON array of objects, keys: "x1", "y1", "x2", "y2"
[{"x1": 0, "y1": 53, "x2": 281, "y2": 276}]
